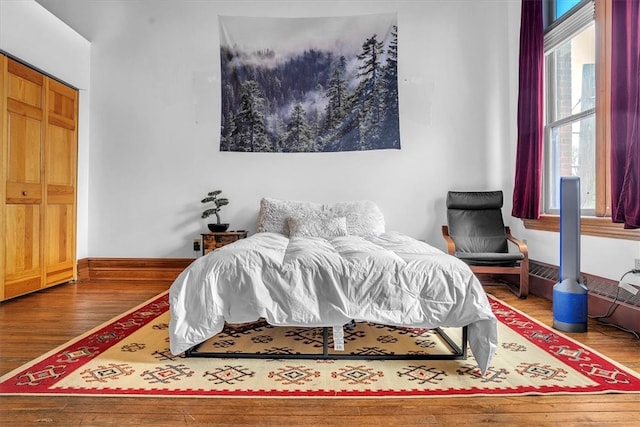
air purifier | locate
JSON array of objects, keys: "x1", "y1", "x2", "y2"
[{"x1": 553, "y1": 176, "x2": 588, "y2": 332}]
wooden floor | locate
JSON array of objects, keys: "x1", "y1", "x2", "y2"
[{"x1": 1, "y1": 279, "x2": 640, "y2": 426}]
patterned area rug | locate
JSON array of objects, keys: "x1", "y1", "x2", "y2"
[{"x1": 1, "y1": 291, "x2": 639, "y2": 398}]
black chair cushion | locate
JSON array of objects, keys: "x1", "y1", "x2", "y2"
[
  {"x1": 454, "y1": 251, "x2": 524, "y2": 266},
  {"x1": 446, "y1": 191, "x2": 508, "y2": 253},
  {"x1": 447, "y1": 191, "x2": 503, "y2": 210}
]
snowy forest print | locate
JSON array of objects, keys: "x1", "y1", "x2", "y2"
[{"x1": 218, "y1": 14, "x2": 400, "y2": 153}]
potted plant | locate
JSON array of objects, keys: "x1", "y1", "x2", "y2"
[{"x1": 201, "y1": 190, "x2": 230, "y2": 232}]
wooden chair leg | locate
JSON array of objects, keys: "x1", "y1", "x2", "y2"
[{"x1": 518, "y1": 260, "x2": 529, "y2": 299}]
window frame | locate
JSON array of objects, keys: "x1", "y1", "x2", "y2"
[{"x1": 523, "y1": 0, "x2": 640, "y2": 241}]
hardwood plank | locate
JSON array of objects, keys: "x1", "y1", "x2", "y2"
[{"x1": 1, "y1": 279, "x2": 639, "y2": 426}]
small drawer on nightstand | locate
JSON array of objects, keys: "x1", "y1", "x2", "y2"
[{"x1": 201, "y1": 230, "x2": 248, "y2": 255}]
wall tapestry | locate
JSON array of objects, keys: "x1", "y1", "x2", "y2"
[{"x1": 218, "y1": 14, "x2": 399, "y2": 153}]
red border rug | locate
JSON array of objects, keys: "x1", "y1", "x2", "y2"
[{"x1": 1, "y1": 291, "x2": 639, "y2": 398}]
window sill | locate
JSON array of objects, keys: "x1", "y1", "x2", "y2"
[{"x1": 522, "y1": 215, "x2": 640, "y2": 241}]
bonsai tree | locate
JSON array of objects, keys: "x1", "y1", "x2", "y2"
[{"x1": 201, "y1": 190, "x2": 229, "y2": 224}]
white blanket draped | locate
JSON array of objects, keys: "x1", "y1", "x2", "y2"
[{"x1": 169, "y1": 232, "x2": 498, "y2": 372}]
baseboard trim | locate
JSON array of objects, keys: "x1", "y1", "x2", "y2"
[
  {"x1": 529, "y1": 260, "x2": 640, "y2": 334},
  {"x1": 77, "y1": 258, "x2": 194, "y2": 283}
]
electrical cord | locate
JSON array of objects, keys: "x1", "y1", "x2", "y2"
[
  {"x1": 593, "y1": 319, "x2": 640, "y2": 340},
  {"x1": 590, "y1": 269, "x2": 640, "y2": 339}
]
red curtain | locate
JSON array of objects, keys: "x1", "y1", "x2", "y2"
[
  {"x1": 611, "y1": 0, "x2": 640, "y2": 229},
  {"x1": 512, "y1": 0, "x2": 544, "y2": 219}
]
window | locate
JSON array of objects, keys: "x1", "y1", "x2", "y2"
[
  {"x1": 543, "y1": 0, "x2": 595, "y2": 215},
  {"x1": 523, "y1": 0, "x2": 640, "y2": 240},
  {"x1": 551, "y1": 0, "x2": 583, "y2": 21}
]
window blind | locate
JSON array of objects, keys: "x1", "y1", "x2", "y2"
[{"x1": 544, "y1": 0, "x2": 595, "y2": 51}]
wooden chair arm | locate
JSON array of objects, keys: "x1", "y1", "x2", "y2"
[
  {"x1": 505, "y1": 226, "x2": 529, "y2": 258},
  {"x1": 441, "y1": 225, "x2": 456, "y2": 255}
]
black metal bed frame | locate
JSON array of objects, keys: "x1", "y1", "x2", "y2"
[{"x1": 185, "y1": 324, "x2": 468, "y2": 361}]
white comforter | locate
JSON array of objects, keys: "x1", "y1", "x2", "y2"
[{"x1": 169, "y1": 231, "x2": 498, "y2": 372}]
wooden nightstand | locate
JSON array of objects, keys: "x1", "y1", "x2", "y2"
[{"x1": 201, "y1": 230, "x2": 248, "y2": 255}]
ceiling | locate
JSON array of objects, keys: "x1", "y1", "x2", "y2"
[{"x1": 36, "y1": 0, "x2": 95, "y2": 40}]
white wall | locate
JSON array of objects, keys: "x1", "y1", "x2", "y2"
[
  {"x1": 5, "y1": 0, "x2": 638, "y2": 282},
  {"x1": 84, "y1": 0, "x2": 515, "y2": 258},
  {"x1": 0, "y1": 0, "x2": 91, "y2": 258}
]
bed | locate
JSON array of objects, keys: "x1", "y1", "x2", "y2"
[{"x1": 169, "y1": 198, "x2": 498, "y2": 373}]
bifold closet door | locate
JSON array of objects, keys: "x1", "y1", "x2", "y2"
[
  {"x1": 44, "y1": 79, "x2": 77, "y2": 287},
  {"x1": 1, "y1": 56, "x2": 78, "y2": 300},
  {"x1": 2, "y1": 58, "x2": 45, "y2": 299}
]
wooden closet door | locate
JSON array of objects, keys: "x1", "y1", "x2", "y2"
[
  {"x1": 44, "y1": 79, "x2": 77, "y2": 286},
  {"x1": 2, "y1": 59, "x2": 45, "y2": 299}
]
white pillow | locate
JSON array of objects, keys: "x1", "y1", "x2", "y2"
[
  {"x1": 256, "y1": 197, "x2": 323, "y2": 236},
  {"x1": 288, "y1": 215, "x2": 348, "y2": 239},
  {"x1": 327, "y1": 200, "x2": 385, "y2": 236},
  {"x1": 257, "y1": 197, "x2": 386, "y2": 237}
]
